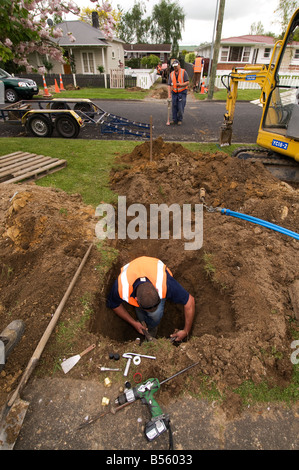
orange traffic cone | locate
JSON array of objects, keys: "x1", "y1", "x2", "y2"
[
  {"x1": 54, "y1": 79, "x2": 61, "y2": 93},
  {"x1": 42, "y1": 75, "x2": 52, "y2": 97},
  {"x1": 200, "y1": 78, "x2": 205, "y2": 94},
  {"x1": 59, "y1": 74, "x2": 65, "y2": 91}
]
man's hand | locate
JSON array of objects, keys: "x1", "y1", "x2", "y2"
[
  {"x1": 170, "y1": 329, "x2": 187, "y2": 343},
  {"x1": 134, "y1": 320, "x2": 147, "y2": 336}
]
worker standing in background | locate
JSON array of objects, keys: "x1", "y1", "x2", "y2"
[
  {"x1": 193, "y1": 54, "x2": 203, "y2": 92},
  {"x1": 167, "y1": 60, "x2": 189, "y2": 125},
  {"x1": 107, "y1": 256, "x2": 195, "y2": 342}
]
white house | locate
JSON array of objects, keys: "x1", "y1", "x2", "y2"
[
  {"x1": 29, "y1": 19, "x2": 125, "y2": 77},
  {"x1": 197, "y1": 35, "x2": 299, "y2": 73}
]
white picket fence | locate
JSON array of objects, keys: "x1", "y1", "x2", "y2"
[
  {"x1": 124, "y1": 68, "x2": 158, "y2": 89},
  {"x1": 214, "y1": 72, "x2": 299, "y2": 89}
]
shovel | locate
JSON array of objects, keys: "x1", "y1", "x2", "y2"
[
  {"x1": 61, "y1": 343, "x2": 96, "y2": 374},
  {"x1": 0, "y1": 242, "x2": 93, "y2": 450},
  {"x1": 166, "y1": 99, "x2": 171, "y2": 125}
]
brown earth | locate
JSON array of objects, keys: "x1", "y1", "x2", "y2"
[{"x1": 0, "y1": 137, "x2": 299, "y2": 423}]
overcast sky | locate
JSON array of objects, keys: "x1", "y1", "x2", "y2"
[{"x1": 67, "y1": 0, "x2": 285, "y2": 45}]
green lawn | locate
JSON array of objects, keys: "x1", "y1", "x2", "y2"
[
  {"x1": 0, "y1": 138, "x2": 244, "y2": 207},
  {"x1": 45, "y1": 87, "x2": 150, "y2": 101}
]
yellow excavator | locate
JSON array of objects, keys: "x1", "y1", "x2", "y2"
[{"x1": 220, "y1": 8, "x2": 299, "y2": 183}]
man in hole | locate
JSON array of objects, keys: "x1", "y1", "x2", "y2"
[{"x1": 107, "y1": 256, "x2": 195, "y2": 342}]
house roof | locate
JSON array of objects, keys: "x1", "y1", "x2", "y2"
[
  {"x1": 53, "y1": 21, "x2": 118, "y2": 46},
  {"x1": 221, "y1": 35, "x2": 276, "y2": 46},
  {"x1": 124, "y1": 44, "x2": 172, "y2": 52}
]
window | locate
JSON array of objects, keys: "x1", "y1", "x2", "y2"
[
  {"x1": 112, "y1": 51, "x2": 115, "y2": 59},
  {"x1": 221, "y1": 46, "x2": 251, "y2": 62},
  {"x1": 295, "y1": 49, "x2": 299, "y2": 59},
  {"x1": 82, "y1": 52, "x2": 95, "y2": 73},
  {"x1": 242, "y1": 47, "x2": 250, "y2": 62},
  {"x1": 264, "y1": 48, "x2": 271, "y2": 58},
  {"x1": 220, "y1": 46, "x2": 229, "y2": 61},
  {"x1": 229, "y1": 47, "x2": 242, "y2": 62}
]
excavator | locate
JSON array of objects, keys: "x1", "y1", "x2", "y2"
[{"x1": 220, "y1": 8, "x2": 299, "y2": 183}]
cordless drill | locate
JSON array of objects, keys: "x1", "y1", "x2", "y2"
[{"x1": 115, "y1": 378, "x2": 171, "y2": 442}]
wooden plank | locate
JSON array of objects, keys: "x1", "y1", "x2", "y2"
[
  {"x1": 0, "y1": 152, "x2": 33, "y2": 162},
  {"x1": 0, "y1": 151, "x2": 67, "y2": 184},
  {"x1": 3, "y1": 160, "x2": 67, "y2": 184},
  {"x1": 13, "y1": 158, "x2": 59, "y2": 176},
  {"x1": 0, "y1": 154, "x2": 47, "y2": 171},
  {"x1": 0, "y1": 156, "x2": 55, "y2": 178},
  {"x1": 0, "y1": 151, "x2": 26, "y2": 159}
]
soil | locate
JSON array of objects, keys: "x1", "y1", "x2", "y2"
[{"x1": 1, "y1": 137, "x2": 299, "y2": 430}]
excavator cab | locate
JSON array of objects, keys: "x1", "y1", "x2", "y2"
[{"x1": 261, "y1": 12, "x2": 299, "y2": 145}]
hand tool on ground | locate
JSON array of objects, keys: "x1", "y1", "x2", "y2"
[
  {"x1": 98, "y1": 366, "x2": 121, "y2": 372},
  {"x1": 122, "y1": 352, "x2": 156, "y2": 377},
  {"x1": 141, "y1": 321, "x2": 156, "y2": 342},
  {"x1": 77, "y1": 361, "x2": 200, "y2": 447},
  {"x1": 61, "y1": 343, "x2": 96, "y2": 374},
  {"x1": 0, "y1": 242, "x2": 93, "y2": 450}
]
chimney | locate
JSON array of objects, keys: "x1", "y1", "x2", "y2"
[{"x1": 92, "y1": 11, "x2": 99, "y2": 29}]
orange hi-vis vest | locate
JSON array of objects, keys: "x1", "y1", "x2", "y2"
[
  {"x1": 170, "y1": 69, "x2": 188, "y2": 93},
  {"x1": 194, "y1": 57, "x2": 202, "y2": 73},
  {"x1": 117, "y1": 256, "x2": 172, "y2": 307}
]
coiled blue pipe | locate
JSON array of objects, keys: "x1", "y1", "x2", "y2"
[{"x1": 220, "y1": 208, "x2": 299, "y2": 240}]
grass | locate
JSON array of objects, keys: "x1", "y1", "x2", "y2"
[
  {"x1": 195, "y1": 89, "x2": 262, "y2": 101},
  {"x1": 0, "y1": 138, "x2": 241, "y2": 207},
  {"x1": 44, "y1": 87, "x2": 150, "y2": 101}
]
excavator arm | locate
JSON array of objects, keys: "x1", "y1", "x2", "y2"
[{"x1": 220, "y1": 64, "x2": 270, "y2": 146}]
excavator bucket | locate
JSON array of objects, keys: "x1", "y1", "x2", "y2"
[{"x1": 220, "y1": 121, "x2": 232, "y2": 146}]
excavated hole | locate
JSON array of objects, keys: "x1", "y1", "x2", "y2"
[{"x1": 90, "y1": 245, "x2": 236, "y2": 342}]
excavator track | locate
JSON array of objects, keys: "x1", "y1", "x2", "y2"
[{"x1": 232, "y1": 147, "x2": 299, "y2": 185}]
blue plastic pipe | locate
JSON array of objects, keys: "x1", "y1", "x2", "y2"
[{"x1": 220, "y1": 208, "x2": 299, "y2": 240}]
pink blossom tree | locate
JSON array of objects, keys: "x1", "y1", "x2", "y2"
[{"x1": 0, "y1": 0, "x2": 116, "y2": 72}]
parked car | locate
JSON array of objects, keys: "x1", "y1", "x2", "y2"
[{"x1": 0, "y1": 68, "x2": 39, "y2": 103}]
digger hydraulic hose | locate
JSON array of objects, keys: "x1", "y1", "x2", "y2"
[{"x1": 220, "y1": 208, "x2": 299, "y2": 240}]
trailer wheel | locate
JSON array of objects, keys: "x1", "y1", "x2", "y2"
[
  {"x1": 55, "y1": 114, "x2": 80, "y2": 138},
  {"x1": 74, "y1": 102, "x2": 95, "y2": 118},
  {"x1": 50, "y1": 102, "x2": 70, "y2": 110},
  {"x1": 26, "y1": 114, "x2": 53, "y2": 137}
]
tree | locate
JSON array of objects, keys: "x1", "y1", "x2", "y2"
[
  {"x1": 141, "y1": 54, "x2": 160, "y2": 68},
  {"x1": 150, "y1": 0, "x2": 185, "y2": 57},
  {"x1": 250, "y1": 21, "x2": 265, "y2": 35},
  {"x1": 274, "y1": 0, "x2": 299, "y2": 37},
  {"x1": 117, "y1": 1, "x2": 151, "y2": 43},
  {"x1": 0, "y1": 0, "x2": 116, "y2": 71}
]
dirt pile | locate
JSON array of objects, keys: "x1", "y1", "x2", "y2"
[
  {"x1": 108, "y1": 137, "x2": 299, "y2": 392},
  {"x1": 0, "y1": 138, "x2": 298, "y2": 418},
  {"x1": 0, "y1": 185, "x2": 97, "y2": 407}
]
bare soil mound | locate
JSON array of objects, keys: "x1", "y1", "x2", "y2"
[{"x1": 1, "y1": 138, "x2": 298, "y2": 419}]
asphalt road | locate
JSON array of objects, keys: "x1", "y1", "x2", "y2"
[{"x1": 0, "y1": 99, "x2": 263, "y2": 143}]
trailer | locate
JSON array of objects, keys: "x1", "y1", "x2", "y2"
[{"x1": 0, "y1": 98, "x2": 151, "y2": 139}]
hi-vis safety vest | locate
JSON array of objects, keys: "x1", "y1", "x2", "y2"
[
  {"x1": 170, "y1": 69, "x2": 188, "y2": 93},
  {"x1": 194, "y1": 57, "x2": 202, "y2": 73},
  {"x1": 118, "y1": 256, "x2": 173, "y2": 306}
]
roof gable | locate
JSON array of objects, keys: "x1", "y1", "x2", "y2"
[{"x1": 53, "y1": 21, "x2": 108, "y2": 46}]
